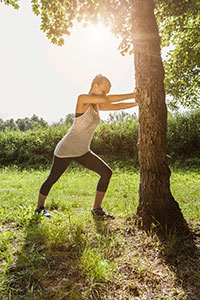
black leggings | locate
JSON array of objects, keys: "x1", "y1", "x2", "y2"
[{"x1": 40, "y1": 151, "x2": 112, "y2": 196}]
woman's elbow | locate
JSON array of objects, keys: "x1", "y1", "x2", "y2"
[{"x1": 78, "y1": 94, "x2": 87, "y2": 101}]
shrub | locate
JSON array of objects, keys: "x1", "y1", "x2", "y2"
[
  {"x1": 0, "y1": 110, "x2": 199, "y2": 168},
  {"x1": 167, "y1": 109, "x2": 200, "y2": 158},
  {"x1": 92, "y1": 116, "x2": 138, "y2": 158},
  {"x1": 0, "y1": 125, "x2": 69, "y2": 168}
]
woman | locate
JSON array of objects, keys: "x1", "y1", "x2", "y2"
[{"x1": 35, "y1": 74, "x2": 138, "y2": 218}]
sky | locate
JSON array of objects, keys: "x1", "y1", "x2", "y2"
[{"x1": 0, "y1": 2, "x2": 168, "y2": 124}]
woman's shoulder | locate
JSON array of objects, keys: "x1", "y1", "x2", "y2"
[{"x1": 78, "y1": 94, "x2": 91, "y2": 101}]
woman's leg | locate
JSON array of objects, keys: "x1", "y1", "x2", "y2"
[
  {"x1": 37, "y1": 155, "x2": 72, "y2": 209},
  {"x1": 93, "y1": 191, "x2": 106, "y2": 210},
  {"x1": 75, "y1": 151, "x2": 112, "y2": 210},
  {"x1": 37, "y1": 193, "x2": 47, "y2": 210}
]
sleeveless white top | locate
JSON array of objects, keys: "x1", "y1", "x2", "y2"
[{"x1": 54, "y1": 105, "x2": 100, "y2": 158}]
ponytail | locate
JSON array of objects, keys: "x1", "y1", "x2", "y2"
[{"x1": 89, "y1": 74, "x2": 111, "y2": 94}]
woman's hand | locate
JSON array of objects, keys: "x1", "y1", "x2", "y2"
[{"x1": 132, "y1": 88, "x2": 140, "y2": 100}]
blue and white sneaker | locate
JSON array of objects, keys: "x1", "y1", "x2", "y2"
[{"x1": 35, "y1": 206, "x2": 51, "y2": 218}]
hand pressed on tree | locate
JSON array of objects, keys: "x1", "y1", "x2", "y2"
[{"x1": 133, "y1": 88, "x2": 140, "y2": 102}]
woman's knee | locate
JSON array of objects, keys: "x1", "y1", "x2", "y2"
[
  {"x1": 97, "y1": 168, "x2": 112, "y2": 192},
  {"x1": 101, "y1": 167, "x2": 112, "y2": 181}
]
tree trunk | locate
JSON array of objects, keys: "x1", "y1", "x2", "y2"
[{"x1": 131, "y1": 0, "x2": 188, "y2": 235}]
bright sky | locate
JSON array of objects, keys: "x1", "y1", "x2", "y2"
[{"x1": 0, "y1": 2, "x2": 168, "y2": 124}]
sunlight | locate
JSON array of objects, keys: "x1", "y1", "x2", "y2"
[
  {"x1": 45, "y1": 20, "x2": 129, "y2": 86},
  {"x1": 0, "y1": 0, "x2": 137, "y2": 123},
  {"x1": 87, "y1": 22, "x2": 107, "y2": 45},
  {"x1": 44, "y1": 19, "x2": 136, "y2": 122}
]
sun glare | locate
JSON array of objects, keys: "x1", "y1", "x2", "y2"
[
  {"x1": 87, "y1": 23, "x2": 107, "y2": 45},
  {"x1": 45, "y1": 19, "x2": 134, "y2": 93}
]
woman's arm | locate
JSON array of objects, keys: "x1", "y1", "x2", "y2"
[
  {"x1": 106, "y1": 92, "x2": 136, "y2": 103},
  {"x1": 78, "y1": 91, "x2": 137, "y2": 105},
  {"x1": 78, "y1": 94, "x2": 108, "y2": 105},
  {"x1": 99, "y1": 102, "x2": 138, "y2": 111}
]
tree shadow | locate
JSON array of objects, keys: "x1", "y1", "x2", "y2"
[
  {"x1": 160, "y1": 223, "x2": 200, "y2": 300},
  {"x1": 92, "y1": 215, "x2": 112, "y2": 236},
  {"x1": 5, "y1": 215, "x2": 115, "y2": 300},
  {"x1": 5, "y1": 215, "x2": 89, "y2": 300}
]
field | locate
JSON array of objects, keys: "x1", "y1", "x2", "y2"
[{"x1": 0, "y1": 163, "x2": 200, "y2": 300}]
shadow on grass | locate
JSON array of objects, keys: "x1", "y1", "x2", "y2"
[
  {"x1": 92, "y1": 216, "x2": 111, "y2": 235},
  {"x1": 5, "y1": 215, "x2": 113, "y2": 300},
  {"x1": 161, "y1": 223, "x2": 200, "y2": 300},
  {"x1": 5, "y1": 215, "x2": 88, "y2": 300}
]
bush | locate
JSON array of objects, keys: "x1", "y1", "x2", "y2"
[
  {"x1": 0, "y1": 110, "x2": 199, "y2": 168},
  {"x1": 167, "y1": 109, "x2": 200, "y2": 158},
  {"x1": 0, "y1": 125, "x2": 69, "y2": 168},
  {"x1": 92, "y1": 115, "x2": 138, "y2": 158}
]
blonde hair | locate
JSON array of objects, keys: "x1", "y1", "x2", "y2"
[{"x1": 89, "y1": 74, "x2": 111, "y2": 94}]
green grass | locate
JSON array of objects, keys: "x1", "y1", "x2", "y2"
[{"x1": 0, "y1": 164, "x2": 200, "y2": 300}]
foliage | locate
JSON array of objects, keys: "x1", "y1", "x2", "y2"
[
  {"x1": 0, "y1": 124, "x2": 68, "y2": 167},
  {"x1": 167, "y1": 109, "x2": 200, "y2": 158},
  {"x1": 92, "y1": 112, "x2": 138, "y2": 159},
  {"x1": 3, "y1": 0, "x2": 199, "y2": 108},
  {"x1": 0, "y1": 115, "x2": 48, "y2": 131},
  {"x1": 0, "y1": 110, "x2": 199, "y2": 168},
  {"x1": 1, "y1": 0, "x2": 19, "y2": 9},
  {"x1": 155, "y1": 0, "x2": 200, "y2": 109},
  {"x1": 30, "y1": 0, "x2": 200, "y2": 109},
  {"x1": 30, "y1": 0, "x2": 133, "y2": 54},
  {"x1": 63, "y1": 113, "x2": 74, "y2": 126}
]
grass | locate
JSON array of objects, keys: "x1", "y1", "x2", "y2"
[{"x1": 0, "y1": 163, "x2": 200, "y2": 299}]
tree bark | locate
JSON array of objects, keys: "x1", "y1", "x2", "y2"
[{"x1": 131, "y1": 0, "x2": 188, "y2": 235}]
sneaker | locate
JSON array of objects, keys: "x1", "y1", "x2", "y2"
[
  {"x1": 91, "y1": 207, "x2": 114, "y2": 219},
  {"x1": 35, "y1": 206, "x2": 51, "y2": 218}
]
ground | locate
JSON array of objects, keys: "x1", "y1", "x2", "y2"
[{"x1": 0, "y1": 167, "x2": 200, "y2": 299}]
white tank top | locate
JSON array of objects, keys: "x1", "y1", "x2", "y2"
[{"x1": 54, "y1": 105, "x2": 100, "y2": 158}]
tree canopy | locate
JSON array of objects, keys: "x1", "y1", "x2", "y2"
[
  {"x1": 155, "y1": 0, "x2": 200, "y2": 109},
  {"x1": 3, "y1": 0, "x2": 200, "y2": 109}
]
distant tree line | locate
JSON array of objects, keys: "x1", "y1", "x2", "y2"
[
  {"x1": 0, "y1": 115, "x2": 48, "y2": 131},
  {"x1": 0, "y1": 114, "x2": 75, "y2": 131},
  {"x1": 0, "y1": 110, "x2": 199, "y2": 168}
]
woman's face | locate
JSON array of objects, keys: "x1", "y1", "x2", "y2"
[{"x1": 93, "y1": 80, "x2": 111, "y2": 95}]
